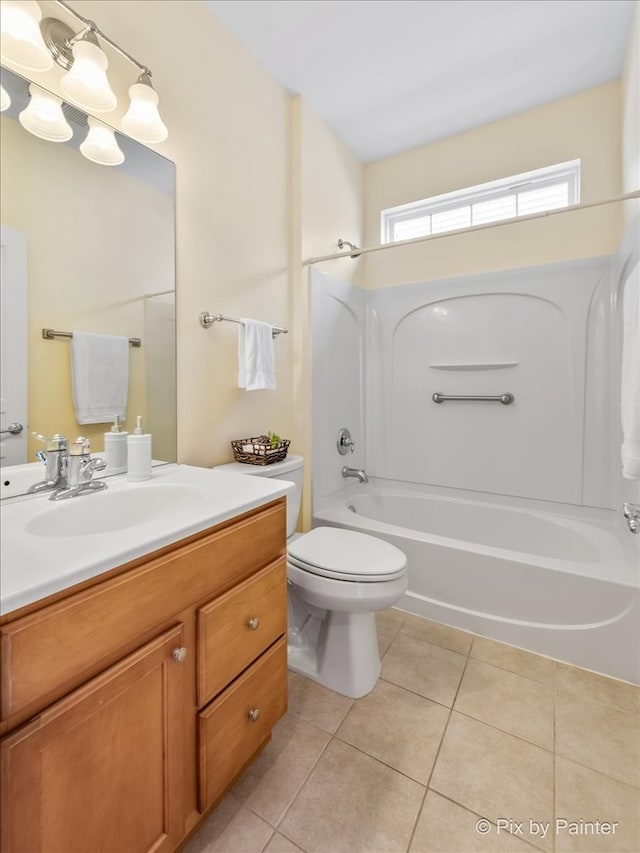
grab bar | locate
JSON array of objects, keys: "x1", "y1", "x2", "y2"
[{"x1": 432, "y1": 393, "x2": 514, "y2": 405}]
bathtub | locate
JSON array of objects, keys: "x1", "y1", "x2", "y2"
[{"x1": 314, "y1": 479, "x2": 640, "y2": 684}]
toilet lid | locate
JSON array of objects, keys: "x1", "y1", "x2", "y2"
[{"x1": 287, "y1": 527, "x2": 407, "y2": 582}]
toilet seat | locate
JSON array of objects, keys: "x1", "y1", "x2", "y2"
[{"x1": 287, "y1": 526, "x2": 407, "y2": 582}]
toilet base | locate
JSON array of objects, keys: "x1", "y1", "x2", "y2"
[{"x1": 287, "y1": 609, "x2": 381, "y2": 699}]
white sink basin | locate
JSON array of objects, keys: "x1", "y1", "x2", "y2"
[
  {"x1": 1, "y1": 463, "x2": 294, "y2": 614},
  {"x1": 25, "y1": 483, "x2": 207, "y2": 537}
]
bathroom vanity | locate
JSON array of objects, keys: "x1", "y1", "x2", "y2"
[{"x1": 0, "y1": 465, "x2": 291, "y2": 853}]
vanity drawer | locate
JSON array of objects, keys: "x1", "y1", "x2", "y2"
[
  {"x1": 197, "y1": 559, "x2": 286, "y2": 707},
  {"x1": 1, "y1": 500, "x2": 286, "y2": 728},
  {"x1": 198, "y1": 636, "x2": 287, "y2": 812}
]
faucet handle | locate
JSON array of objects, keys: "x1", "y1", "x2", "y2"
[
  {"x1": 337, "y1": 427, "x2": 356, "y2": 455},
  {"x1": 32, "y1": 432, "x2": 68, "y2": 451},
  {"x1": 70, "y1": 436, "x2": 91, "y2": 456}
]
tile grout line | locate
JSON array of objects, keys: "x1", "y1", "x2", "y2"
[
  {"x1": 271, "y1": 723, "x2": 335, "y2": 841},
  {"x1": 430, "y1": 790, "x2": 550, "y2": 853},
  {"x1": 237, "y1": 713, "x2": 337, "y2": 849},
  {"x1": 398, "y1": 610, "x2": 638, "y2": 700},
  {"x1": 405, "y1": 641, "x2": 474, "y2": 852}
]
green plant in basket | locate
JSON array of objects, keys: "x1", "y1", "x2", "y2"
[{"x1": 267, "y1": 431, "x2": 281, "y2": 448}]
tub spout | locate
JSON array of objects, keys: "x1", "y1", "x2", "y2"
[{"x1": 342, "y1": 466, "x2": 369, "y2": 484}]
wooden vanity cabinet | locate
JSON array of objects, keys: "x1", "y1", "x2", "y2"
[{"x1": 0, "y1": 498, "x2": 288, "y2": 853}]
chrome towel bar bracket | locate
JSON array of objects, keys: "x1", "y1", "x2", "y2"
[{"x1": 432, "y1": 393, "x2": 514, "y2": 405}]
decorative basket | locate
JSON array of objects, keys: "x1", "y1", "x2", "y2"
[{"x1": 231, "y1": 435, "x2": 290, "y2": 466}]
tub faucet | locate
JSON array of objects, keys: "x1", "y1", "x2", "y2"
[
  {"x1": 623, "y1": 502, "x2": 639, "y2": 534},
  {"x1": 342, "y1": 466, "x2": 369, "y2": 484}
]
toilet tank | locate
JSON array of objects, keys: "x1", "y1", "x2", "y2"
[{"x1": 212, "y1": 455, "x2": 303, "y2": 538}]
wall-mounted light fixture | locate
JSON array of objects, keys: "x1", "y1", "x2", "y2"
[
  {"x1": 0, "y1": 0, "x2": 168, "y2": 149},
  {"x1": 0, "y1": 1, "x2": 53, "y2": 72},
  {"x1": 79, "y1": 115, "x2": 124, "y2": 166},
  {"x1": 18, "y1": 80, "x2": 71, "y2": 140}
]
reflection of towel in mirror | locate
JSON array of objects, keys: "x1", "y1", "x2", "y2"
[
  {"x1": 238, "y1": 319, "x2": 276, "y2": 390},
  {"x1": 71, "y1": 332, "x2": 129, "y2": 424}
]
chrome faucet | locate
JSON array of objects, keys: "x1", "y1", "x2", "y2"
[
  {"x1": 342, "y1": 466, "x2": 369, "y2": 484},
  {"x1": 28, "y1": 433, "x2": 69, "y2": 493},
  {"x1": 623, "y1": 502, "x2": 640, "y2": 534},
  {"x1": 50, "y1": 437, "x2": 108, "y2": 501}
]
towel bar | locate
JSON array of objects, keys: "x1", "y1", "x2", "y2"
[
  {"x1": 42, "y1": 329, "x2": 142, "y2": 347},
  {"x1": 432, "y1": 393, "x2": 514, "y2": 405},
  {"x1": 200, "y1": 312, "x2": 288, "y2": 339}
]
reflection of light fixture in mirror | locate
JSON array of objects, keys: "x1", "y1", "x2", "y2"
[
  {"x1": 0, "y1": 83, "x2": 11, "y2": 112},
  {"x1": 122, "y1": 71, "x2": 168, "y2": 144},
  {"x1": 60, "y1": 31, "x2": 117, "y2": 114},
  {"x1": 79, "y1": 117, "x2": 124, "y2": 166},
  {"x1": 0, "y1": 0, "x2": 53, "y2": 72},
  {"x1": 18, "y1": 82, "x2": 72, "y2": 141}
]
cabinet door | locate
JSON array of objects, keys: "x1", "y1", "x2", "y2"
[{"x1": 1, "y1": 625, "x2": 186, "y2": 853}]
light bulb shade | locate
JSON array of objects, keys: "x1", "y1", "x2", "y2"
[
  {"x1": 80, "y1": 116, "x2": 124, "y2": 166},
  {"x1": 18, "y1": 83, "x2": 72, "y2": 141},
  {"x1": 0, "y1": 83, "x2": 11, "y2": 112},
  {"x1": 0, "y1": 0, "x2": 53, "y2": 71},
  {"x1": 122, "y1": 81, "x2": 168, "y2": 143},
  {"x1": 61, "y1": 39, "x2": 117, "y2": 113}
]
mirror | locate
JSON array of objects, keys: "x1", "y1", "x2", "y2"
[{"x1": 0, "y1": 66, "x2": 176, "y2": 476}]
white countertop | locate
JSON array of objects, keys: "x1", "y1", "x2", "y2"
[{"x1": 0, "y1": 464, "x2": 293, "y2": 615}]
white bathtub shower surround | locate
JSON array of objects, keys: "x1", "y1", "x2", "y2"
[
  {"x1": 311, "y1": 257, "x2": 616, "y2": 510},
  {"x1": 314, "y1": 479, "x2": 639, "y2": 684},
  {"x1": 366, "y1": 256, "x2": 614, "y2": 508},
  {"x1": 620, "y1": 261, "x2": 640, "y2": 478},
  {"x1": 311, "y1": 271, "x2": 367, "y2": 500}
]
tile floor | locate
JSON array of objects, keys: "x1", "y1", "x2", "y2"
[{"x1": 185, "y1": 608, "x2": 640, "y2": 853}]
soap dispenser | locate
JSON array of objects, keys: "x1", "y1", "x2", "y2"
[
  {"x1": 127, "y1": 416, "x2": 152, "y2": 482},
  {"x1": 104, "y1": 415, "x2": 128, "y2": 474}
]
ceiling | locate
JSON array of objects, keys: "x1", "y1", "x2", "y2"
[{"x1": 206, "y1": 0, "x2": 635, "y2": 163}]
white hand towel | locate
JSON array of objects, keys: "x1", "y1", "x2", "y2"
[
  {"x1": 621, "y1": 263, "x2": 640, "y2": 479},
  {"x1": 71, "y1": 332, "x2": 129, "y2": 424},
  {"x1": 238, "y1": 318, "x2": 276, "y2": 391}
]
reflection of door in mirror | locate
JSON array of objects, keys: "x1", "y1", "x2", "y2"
[
  {"x1": 0, "y1": 226, "x2": 28, "y2": 466},
  {"x1": 0, "y1": 67, "x2": 176, "y2": 469}
]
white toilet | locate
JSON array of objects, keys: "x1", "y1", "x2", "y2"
[{"x1": 214, "y1": 455, "x2": 408, "y2": 698}]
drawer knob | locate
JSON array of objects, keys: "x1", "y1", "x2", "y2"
[
  {"x1": 247, "y1": 617, "x2": 261, "y2": 631},
  {"x1": 172, "y1": 647, "x2": 188, "y2": 664},
  {"x1": 248, "y1": 708, "x2": 261, "y2": 722}
]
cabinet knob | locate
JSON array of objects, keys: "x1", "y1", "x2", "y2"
[
  {"x1": 247, "y1": 617, "x2": 261, "y2": 631},
  {"x1": 172, "y1": 647, "x2": 188, "y2": 664},
  {"x1": 248, "y1": 708, "x2": 261, "y2": 722}
]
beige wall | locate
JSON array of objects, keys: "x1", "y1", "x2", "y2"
[
  {"x1": 363, "y1": 83, "x2": 623, "y2": 288},
  {"x1": 10, "y1": 0, "x2": 295, "y2": 467},
  {"x1": 1, "y1": 1, "x2": 366, "y2": 519},
  {"x1": 291, "y1": 97, "x2": 364, "y2": 526},
  {"x1": 622, "y1": 1, "x2": 640, "y2": 201},
  {"x1": 0, "y1": 115, "x2": 172, "y2": 457}
]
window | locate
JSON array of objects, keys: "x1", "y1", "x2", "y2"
[{"x1": 381, "y1": 160, "x2": 580, "y2": 244}]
